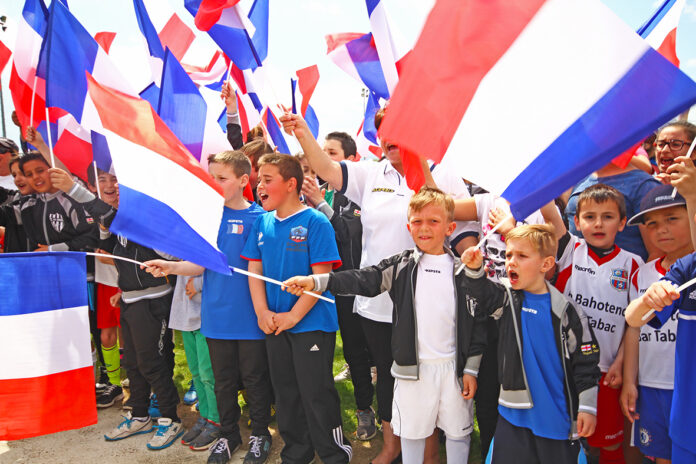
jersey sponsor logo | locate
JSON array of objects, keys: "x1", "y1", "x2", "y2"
[
  {"x1": 118, "y1": 234, "x2": 128, "y2": 248},
  {"x1": 424, "y1": 268, "x2": 441, "y2": 274},
  {"x1": 49, "y1": 213, "x2": 64, "y2": 233},
  {"x1": 689, "y1": 289, "x2": 696, "y2": 300},
  {"x1": 371, "y1": 187, "x2": 395, "y2": 193},
  {"x1": 609, "y1": 268, "x2": 628, "y2": 291},
  {"x1": 521, "y1": 307, "x2": 537, "y2": 314},
  {"x1": 290, "y1": 226, "x2": 308, "y2": 243},
  {"x1": 639, "y1": 427, "x2": 652, "y2": 446},
  {"x1": 574, "y1": 264, "x2": 595, "y2": 275}
]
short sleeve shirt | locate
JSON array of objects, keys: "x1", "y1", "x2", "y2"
[{"x1": 241, "y1": 207, "x2": 341, "y2": 333}]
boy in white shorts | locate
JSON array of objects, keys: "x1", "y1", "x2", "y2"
[{"x1": 283, "y1": 187, "x2": 487, "y2": 464}]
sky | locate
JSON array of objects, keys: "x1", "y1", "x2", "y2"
[{"x1": 0, "y1": 0, "x2": 695, "y2": 148}]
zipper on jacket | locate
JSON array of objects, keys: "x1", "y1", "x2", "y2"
[
  {"x1": 558, "y1": 303, "x2": 575, "y2": 439},
  {"x1": 508, "y1": 287, "x2": 532, "y2": 401},
  {"x1": 134, "y1": 248, "x2": 143, "y2": 288},
  {"x1": 41, "y1": 196, "x2": 50, "y2": 246},
  {"x1": 410, "y1": 263, "x2": 419, "y2": 379}
]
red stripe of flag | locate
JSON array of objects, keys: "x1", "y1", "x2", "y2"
[
  {"x1": 194, "y1": 0, "x2": 241, "y2": 31},
  {"x1": 0, "y1": 39, "x2": 11, "y2": 75},
  {"x1": 296, "y1": 64, "x2": 319, "y2": 117},
  {"x1": 378, "y1": 0, "x2": 547, "y2": 163},
  {"x1": 159, "y1": 14, "x2": 195, "y2": 62},
  {"x1": 94, "y1": 32, "x2": 117, "y2": 54}
]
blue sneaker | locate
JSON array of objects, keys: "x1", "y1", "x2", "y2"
[
  {"x1": 148, "y1": 394, "x2": 161, "y2": 419},
  {"x1": 184, "y1": 380, "x2": 198, "y2": 406},
  {"x1": 147, "y1": 418, "x2": 184, "y2": 450}
]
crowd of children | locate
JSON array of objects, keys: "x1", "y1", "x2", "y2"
[{"x1": 2, "y1": 98, "x2": 696, "y2": 464}]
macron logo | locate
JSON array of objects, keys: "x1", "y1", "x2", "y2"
[
  {"x1": 310, "y1": 344, "x2": 320, "y2": 352},
  {"x1": 522, "y1": 307, "x2": 538, "y2": 314}
]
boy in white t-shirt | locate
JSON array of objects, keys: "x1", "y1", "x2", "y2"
[
  {"x1": 283, "y1": 188, "x2": 487, "y2": 464},
  {"x1": 552, "y1": 184, "x2": 643, "y2": 463},
  {"x1": 621, "y1": 185, "x2": 693, "y2": 464}
]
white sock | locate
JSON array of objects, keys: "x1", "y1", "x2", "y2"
[
  {"x1": 401, "y1": 437, "x2": 426, "y2": 464},
  {"x1": 445, "y1": 434, "x2": 471, "y2": 464}
]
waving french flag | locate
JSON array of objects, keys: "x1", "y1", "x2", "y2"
[
  {"x1": 86, "y1": 74, "x2": 230, "y2": 275},
  {"x1": 185, "y1": 0, "x2": 269, "y2": 71},
  {"x1": 0, "y1": 252, "x2": 96, "y2": 441},
  {"x1": 638, "y1": 0, "x2": 685, "y2": 67},
  {"x1": 9, "y1": 0, "x2": 48, "y2": 129},
  {"x1": 356, "y1": 89, "x2": 381, "y2": 160},
  {"x1": 263, "y1": 108, "x2": 291, "y2": 154},
  {"x1": 291, "y1": 65, "x2": 320, "y2": 139},
  {"x1": 326, "y1": 32, "x2": 390, "y2": 100},
  {"x1": 365, "y1": 0, "x2": 409, "y2": 97},
  {"x1": 380, "y1": 0, "x2": 696, "y2": 221}
]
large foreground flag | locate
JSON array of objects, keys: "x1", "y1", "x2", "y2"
[
  {"x1": 638, "y1": 0, "x2": 685, "y2": 67},
  {"x1": 0, "y1": 252, "x2": 96, "y2": 441},
  {"x1": 86, "y1": 74, "x2": 230, "y2": 275},
  {"x1": 380, "y1": 0, "x2": 696, "y2": 220}
]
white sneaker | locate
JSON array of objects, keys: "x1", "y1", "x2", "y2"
[
  {"x1": 104, "y1": 412, "x2": 153, "y2": 441},
  {"x1": 147, "y1": 418, "x2": 184, "y2": 450},
  {"x1": 334, "y1": 364, "x2": 351, "y2": 383}
]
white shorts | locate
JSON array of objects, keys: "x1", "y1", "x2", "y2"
[{"x1": 391, "y1": 358, "x2": 474, "y2": 440}]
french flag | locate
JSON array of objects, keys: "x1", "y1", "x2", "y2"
[
  {"x1": 0, "y1": 252, "x2": 96, "y2": 441},
  {"x1": 36, "y1": 0, "x2": 136, "y2": 131},
  {"x1": 0, "y1": 38, "x2": 11, "y2": 75},
  {"x1": 365, "y1": 0, "x2": 410, "y2": 97},
  {"x1": 326, "y1": 32, "x2": 390, "y2": 100},
  {"x1": 380, "y1": 0, "x2": 696, "y2": 220},
  {"x1": 638, "y1": 0, "x2": 685, "y2": 67},
  {"x1": 263, "y1": 108, "x2": 291, "y2": 154},
  {"x1": 291, "y1": 65, "x2": 320, "y2": 139},
  {"x1": 182, "y1": 50, "x2": 228, "y2": 87},
  {"x1": 157, "y1": 48, "x2": 231, "y2": 164},
  {"x1": 158, "y1": 13, "x2": 196, "y2": 63},
  {"x1": 9, "y1": 0, "x2": 48, "y2": 129},
  {"x1": 356, "y1": 89, "x2": 382, "y2": 160},
  {"x1": 86, "y1": 73, "x2": 230, "y2": 275},
  {"x1": 133, "y1": 0, "x2": 166, "y2": 109},
  {"x1": 185, "y1": 0, "x2": 269, "y2": 71}
]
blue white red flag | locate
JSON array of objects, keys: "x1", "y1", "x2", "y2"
[
  {"x1": 0, "y1": 252, "x2": 96, "y2": 441},
  {"x1": 184, "y1": 0, "x2": 269, "y2": 71},
  {"x1": 638, "y1": 0, "x2": 685, "y2": 67},
  {"x1": 86, "y1": 74, "x2": 230, "y2": 275},
  {"x1": 365, "y1": 0, "x2": 410, "y2": 97},
  {"x1": 355, "y1": 90, "x2": 381, "y2": 160},
  {"x1": 291, "y1": 65, "x2": 320, "y2": 139},
  {"x1": 133, "y1": 0, "x2": 165, "y2": 93},
  {"x1": 380, "y1": 0, "x2": 696, "y2": 220},
  {"x1": 326, "y1": 32, "x2": 390, "y2": 100},
  {"x1": 263, "y1": 108, "x2": 290, "y2": 154}
]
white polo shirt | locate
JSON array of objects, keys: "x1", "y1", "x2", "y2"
[{"x1": 340, "y1": 159, "x2": 477, "y2": 322}]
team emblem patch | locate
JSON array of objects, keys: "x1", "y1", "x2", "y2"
[
  {"x1": 689, "y1": 289, "x2": 696, "y2": 300},
  {"x1": 49, "y1": 213, "x2": 64, "y2": 233},
  {"x1": 227, "y1": 223, "x2": 244, "y2": 234},
  {"x1": 639, "y1": 427, "x2": 651, "y2": 446},
  {"x1": 354, "y1": 209, "x2": 361, "y2": 217},
  {"x1": 118, "y1": 234, "x2": 128, "y2": 248},
  {"x1": 580, "y1": 343, "x2": 592, "y2": 354},
  {"x1": 290, "y1": 226, "x2": 308, "y2": 243},
  {"x1": 610, "y1": 268, "x2": 628, "y2": 291}
]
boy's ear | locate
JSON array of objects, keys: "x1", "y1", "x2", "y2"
[
  {"x1": 446, "y1": 221, "x2": 456, "y2": 236},
  {"x1": 617, "y1": 216, "x2": 627, "y2": 232},
  {"x1": 541, "y1": 255, "x2": 555, "y2": 273},
  {"x1": 573, "y1": 214, "x2": 581, "y2": 231},
  {"x1": 287, "y1": 176, "x2": 298, "y2": 193},
  {"x1": 240, "y1": 173, "x2": 249, "y2": 189}
]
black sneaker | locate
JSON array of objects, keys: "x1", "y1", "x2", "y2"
[
  {"x1": 95, "y1": 366, "x2": 110, "y2": 395},
  {"x1": 243, "y1": 435, "x2": 272, "y2": 464},
  {"x1": 356, "y1": 407, "x2": 377, "y2": 440},
  {"x1": 181, "y1": 416, "x2": 208, "y2": 445},
  {"x1": 190, "y1": 421, "x2": 220, "y2": 451},
  {"x1": 208, "y1": 437, "x2": 241, "y2": 464},
  {"x1": 97, "y1": 384, "x2": 124, "y2": 408}
]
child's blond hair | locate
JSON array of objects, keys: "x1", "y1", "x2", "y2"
[
  {"x1": 208, "y1": 150, "x2": 252, "y2": 178},
  {"x1": 408, "y1": 187, "x2": 455, "y2": 222},
  {"x1": 505, "y1": 223, "x2": 557, "y2": 258}
]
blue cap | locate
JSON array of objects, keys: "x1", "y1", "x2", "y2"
[{"x1": 627, "y1": 184, "x2": 687, "y2": 226}]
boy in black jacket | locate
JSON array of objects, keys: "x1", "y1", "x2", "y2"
[
  {"x1": 283, "y1": 187, "x2": 486, "y2": 464},
  {"x1": 460, "y1": 224, "x2": 600, "y2": 464}
]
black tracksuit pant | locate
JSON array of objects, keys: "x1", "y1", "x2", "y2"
[
  {"x1": 359, "y1": 316, "x2": 394, "y2": 423},
  {"x1": 490, "y1": 416, "x2": 580, "y2": 464},
  {"x1": 266, "y1": 330, "x2": 352, "y2": 464},
  {"x1": 120, "y1": 293, "x2": 179, "y2": 421},
  {"x1": 475, "y1": 318, "x2": 500, "y2": 459},
  {"x1": 335, "y1": 295, "x2": 374, "y2": 411},
  {"x1": 206, "y1": 338, "x2": 273, "y2": 441}
]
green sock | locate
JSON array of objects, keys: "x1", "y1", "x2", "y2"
[{"x1": 101, "y1": 343, "x2": 121, "y2": 385}]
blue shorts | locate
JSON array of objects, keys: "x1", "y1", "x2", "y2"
[
  {"x1": 634, "y1": 386, "x2": 672, "y2": 460},
  {"x1": 673, "y1": 441, "x2": 696, "y2": 464}
]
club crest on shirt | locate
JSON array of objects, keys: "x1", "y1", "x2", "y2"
[
  {"x1": 118, "y1": 234, "x2": 128, "y2": 248},
  {"x1": 290, "y1": 226, "x2": 308, "y2": 243},
  {"x1": 609, "y1": 268, "x2": 628, "y2": 291},
  {"x1": 49, "y1": 213, "x2": 64, "y2": 233},
  {"x1": 689, "y1": 289, "x2": 696, "y2": 300},
  {"x1": 639, "y1": 427, "x2": 652, "y2": 446}
]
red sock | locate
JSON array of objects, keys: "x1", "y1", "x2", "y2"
[{"x1": 599, "y1": 446, "x2": 624, "y2": 464}]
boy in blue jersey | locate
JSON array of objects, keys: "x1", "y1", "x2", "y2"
[
  {"x1": 461, "y1": 224, "x2": 600, "y2": 464},
  {"x1": 144, "y1": 151, "x2": 273, "y2": 464},
  {"x1": 241, "y1": 153, "x2": 352, "y2": 464}
]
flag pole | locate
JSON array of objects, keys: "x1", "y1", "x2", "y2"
[
  {"x1": 29, "y1": 75, "x2": 38, "y2": 127},
  {"x1": 290, "y1": 78, "x2": 297, "y2": 114},
  {"x1": 93, "y1": 161, "x2": 101, "y2": 199},
  {"x1": 44, "y1": 108, "x2": 55, "y2": 168},
  {"x1": 0, "y1": 77, "x2": 6, "y2": 137}
]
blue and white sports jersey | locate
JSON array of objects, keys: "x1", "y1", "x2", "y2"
[
  {"x1": 649, "y1": 252, "x2": 696, "y2": 454},
  {"x1": 241, "y1": 207, "x2": 341, "y2": 334}
]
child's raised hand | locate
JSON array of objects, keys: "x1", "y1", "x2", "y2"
[
  {"x1": 488, "y1": 207, "x2": 514, "y2": 236},
  {"x1": 279, "y1": 112, "x2": 309, "y2": 139},
  {"x1": 643, "y1": 281, "x2": 680, "y2": 312},
  {"x1": 461, "y1": 374, "x2": 477, "y2": 400},
  {"x1": 281, "y1": 276, "x2": 314, "y2": 296},
  {"x1": 667, "y1": 155, "x2": 696, "y2": 200},
  {"x1": 273, "y1": 312, "x2": 300, "y2": 335},
  {"x1": 619, "y1": 383, "x2": 639, "y2": 423},
  {"x1": 48, "y1": 168, "x2": 74, "y2": 192},
  {"x1": 461, "y1": 246, "x2": 483, "y2": 270},
  {"x1": 25, "y1": 126, "x2": 45, "y2": 147},
  {"x1": 220, "y1": 81, "x2": 237, "y2": 112},
  {"x1": 142, "y1": 259, "x2": 174, "y2": 277},
  {"x1": 576, "y1": 412, "x2": 596, "y2": 438}
]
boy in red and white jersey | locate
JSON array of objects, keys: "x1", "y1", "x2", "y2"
[
  {"x1": 621, "y1": 185, "x2": 692, "y2": 464},
  {"x1": 553, "y1": 184, "x2": 643, "y2": 463}
]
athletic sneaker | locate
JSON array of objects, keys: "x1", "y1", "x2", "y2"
[
  {"x1": 189, "y1": 421, "x2": 220, "y2": 451},
  {"x1": 334, "y1": 363, "x2": 351, "y2": 382},
  {"x1": 243, "y1": 435, "x2": 272, "y2": 464},
  {"x1": 208, "y1": 437, "x2": 241, "y2": 464},
  {"x1": 183, "y1": 380, "x2": 198, "y2": 405},
  {"x1": 181, "y1": 416, "x2": 208, "y2": 445},
  {"x1": 147, "y1": 418, "x2": 184, "y2": 450},
  {"x1": 356, "y1": 407, "x2": 377, "y2": 440},
  {"x1": 97, "y1": 384, "x2": 124, "y2": 408},
  {"x1": 148, "y1": 394, "x2": 161, "y2": 419},
  {"x1": 96, "y1": 366, "x2": 110, "y2": 395},
  {"x1": 104, "y1": 412, "x2": 153, "y2": 441}
]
